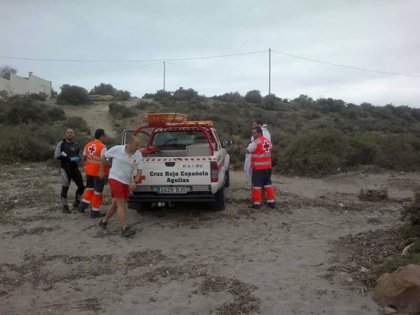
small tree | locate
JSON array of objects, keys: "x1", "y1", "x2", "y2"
[
  {"x1": 90, "y1": 83, "x2": 117, "y2": 95},
  {"x1": 0, "y1": 66, "x2": 17, "y2": 80},
  {"x1": 245, "y1": 90, "x2": 262, "y2": 104},
  {"x1": 57, "y1": 84, "x2": 91, "y2": 105}
]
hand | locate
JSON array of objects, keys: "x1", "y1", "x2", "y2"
[
  {"x1": 61, "y1": 151, "x2": 68, "y2": 157},
  {"x1": 70, "y1": 156, "x2": 81, "y2": 163},
  {"x1": 129, "y1": 182, "x2": 137, "y2": 192}
]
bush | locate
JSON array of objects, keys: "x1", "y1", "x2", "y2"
[
  {"x1": 345, "y1": 134, "x2": 378, "y2": 166},
  {"x1": 173, "y1": 87, "x2": 200, "y2": 101},
  {"x1": 381, "y1": 253, "x2": 420, "y2": 273},
  {"x1": 114, "y1": 90, "x2": 131, "y2": 101},
  {"x1": 28, "y1": 92, "x2": 47, "y2": 101},
  {"x1": 279, "y1": 129, "x2": 346, "y2": 175},
  {"x1": 109, "y1": 102, "x2": 136, "y2": 119},
  {"x1": 213, "y1": 92, "x2": 243, "y2": 103},
  {"x1": 135, "y1": 100, "x2": 154, "y2": 111},
  {"x1": 90, "y1": 83, "x2": 116, "y2": 95},
  {"x1": 63, "y1": 116, "x2": 90, "y2": 134},
  {"x1": 245, "y1": 90, "x2": 262, "y2": 104},
  {"x1": 57, "y1": 85, "x2": 91, "y2": 105},
  {"x1": 0, "y1": 125, "x2": 62, "y2": 162},
  {"x1": 0, "y1": 96, "x2": 65, "y2": 125},
  {"x1": 375, "y1": 134, "x2": 420, "y2": 170}
]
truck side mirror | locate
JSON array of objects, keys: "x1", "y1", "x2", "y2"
[{"x1": 222, "y1": 140, "x2": 232, "y2": 148}]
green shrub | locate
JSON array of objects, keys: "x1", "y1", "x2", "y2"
[
  {"x1": 57, "y1": 85, "x2": 91, "y2": 105},
  {"x1": 280, "y1": 129, "x2": 346, "y2": 175},
  {"x1": 114, "y1": 90, "x2": 131, "y2": 101},
  {"x1": 245, "y1": 90, "x2": 262, "y2": 104},
  {"x1": 401, "y1": 192, "x2": 420, "y2": 226},
  {"x1": 135, "y1": 100, "x2": 154, "y2": 111},
  {"x1": 173, "y1": 87, "x2": 201, "y2": 101},
  {"x1": 0, "y1": 125, "x2": 62, "y2": 162},
  {"x1": 0, "y1": 96, "x2": 65, "y2": 125},
  {"x1": 109, "y1": 102, "x2": 136, "y2": 119},
  {"x1": 381, "y1": 253, "x2": 420, "y2": 273},
  {"x1": 63, "y1": 116, "x2": 90, "y2": 134},
  {"x1": 345, "y1": 134, "x2": 378, "y2": 166},
  {"x1": 90, "y1": 83, "x2": 116, "y2": 95},
  {"x1": 375, "y1": 134, "x2": 420, "y2": 170}
]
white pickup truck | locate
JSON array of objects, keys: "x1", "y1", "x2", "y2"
[{"x1": 122, "y1": 114, "x2": 231, "y2": 211}]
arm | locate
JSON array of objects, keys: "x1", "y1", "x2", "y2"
[
  {"x1": 130, "y1": 152, "x2": 143, "y2": 190},
  {"x1": 54, "y1": 141, "x2": 67, "y2": 160},
  {"x1": 129, "y1": 169, "x2": 142, "y2": 192},
  {"x1": 246, "y1": 141, "x2": 257, "y2": 154},
  {"x1": 98, "y1": 147, "x2": 108, "y2": 179}
]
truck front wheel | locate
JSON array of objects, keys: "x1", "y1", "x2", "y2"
[{"x1": 213, "y1": 189, "x2": 225, "y2": 211}]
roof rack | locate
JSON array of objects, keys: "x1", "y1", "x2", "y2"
[{"x1": 144, "y1": 113, "x2": 213, "y2": 127}]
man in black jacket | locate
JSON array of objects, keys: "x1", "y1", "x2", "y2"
[{"x1": 54, "y1": 128, "x2": 85, "y2": 213}]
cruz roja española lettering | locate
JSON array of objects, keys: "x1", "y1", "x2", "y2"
[{"x1": 149, "y1": 170, "x2": 209, "y2": 183}]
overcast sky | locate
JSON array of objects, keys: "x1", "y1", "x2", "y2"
[{"x1": 1, "y1": 0, "x2": 419, "y2": 107}]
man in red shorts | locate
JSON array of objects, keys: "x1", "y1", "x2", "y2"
[{"x1": 98, "y1": 135, "x2": 143, "y2": 237}]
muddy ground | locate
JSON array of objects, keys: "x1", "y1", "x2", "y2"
[{"x1": 0, "y1": 163, "x2": 418, "y2": 315}]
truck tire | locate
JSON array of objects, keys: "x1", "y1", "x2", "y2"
[
  {"x1": 213, "y1": 189, "x2": 225, "y2": 211},
  {"x1": 224, "y1": 170, "x2": 230, "y2": 188}
]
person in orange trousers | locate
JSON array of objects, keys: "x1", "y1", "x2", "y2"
[
  {"x1": 78, "y1": 129, "x2": 109, "y2": 218},
  {"x1": 246, "y1": 126, "x2": 276, "y2": 209}
]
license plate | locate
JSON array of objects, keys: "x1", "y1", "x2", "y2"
[{"x1": 157, "y1": 186, "x2": 188, "y2": 194}]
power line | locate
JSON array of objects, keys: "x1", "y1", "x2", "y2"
[
  {"x1": 272, "y1": 49, "x2": 420, "y2": 78},
  {"x1": 0, "y1": 50, "x2": 266, "y2": 63},
  {"x1": 2, "y1": 48, "x2": 418, "y2": 78}
]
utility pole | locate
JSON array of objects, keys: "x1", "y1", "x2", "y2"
[
  {"x1": 268, "y1": 48, "x2": 271, "y2": 95},
  {"x1": 163, "y1": 61, "x2": 166, "y2": 91}
]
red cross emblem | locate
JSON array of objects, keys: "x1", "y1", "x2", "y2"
[
  {"x1": 262, "y1": 140, "x2": 271, "y2": 153},
  {"x1": 88, "y1": 144, "x2": 97, "y2": 154}
]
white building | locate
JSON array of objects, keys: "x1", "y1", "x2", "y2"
[{"x1": 0, "y1": 72, "x2": 52, "y2": 97}]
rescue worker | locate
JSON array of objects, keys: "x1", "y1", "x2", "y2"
[
  {"x1": 98, "y1": 135, "x2": 143, "y2": 238},
  {"x1": 78, "y1": 129, "x2": 109, "y2": 218},
  {"x1": 246, "y1": 126, "x2": 276, "y2": 209},
  {"x1": 54, "y1": 128, "x2": 85, "y2": 213}
]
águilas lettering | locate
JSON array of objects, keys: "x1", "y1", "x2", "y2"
[{"x1": 167, "y1": 177, "x2": 189, "y2": 183}]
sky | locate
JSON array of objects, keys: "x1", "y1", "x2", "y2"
[{"x1": 1, "y1": 0, "x2": 419, "y2": 107}]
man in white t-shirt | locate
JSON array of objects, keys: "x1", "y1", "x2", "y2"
[{"x1": 98, "y1": 135, "x2": 143, "y2": 237}]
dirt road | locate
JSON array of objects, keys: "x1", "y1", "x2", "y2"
[
  {"x1": 61, "y1": 102, "x2": 117, "y2": 138},
  {"x1": 0, "y1": 162, "x2": 417, "y2": 314}
]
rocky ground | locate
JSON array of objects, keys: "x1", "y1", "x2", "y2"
[{"x1": 0, "y1": 162, "x2": 418, "y2": 315}]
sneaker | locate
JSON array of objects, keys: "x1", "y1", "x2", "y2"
[
  {"x1": 90, "y1": 210, "x2": 105, "y2": 219},
  {"x1": 98, "y1": 220, "x2": 107, "y2": 230},
  {"x1": 248, "y1": 204, "x2": 261, "y2": 210},
  {"x1": 268, "y1": 202, "x2": 276, "y2": 209},
  {"x1": 62, "y1": 205, "x2": 71, "y2": 214},
  {"x1": 121, "y1": 227, "x2": 136, "y2": 238}
]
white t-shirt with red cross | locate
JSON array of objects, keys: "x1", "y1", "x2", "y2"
[{"x1": 105, "y1": 145, "x2": 143, "y2": 185}]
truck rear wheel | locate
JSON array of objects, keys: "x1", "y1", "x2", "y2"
[
  {"x1": 224, "y1": 171, "x2": 230, "y2": 188},
  {"x1": 213, "y1": 189, "x2": 225, "y2": 211}
]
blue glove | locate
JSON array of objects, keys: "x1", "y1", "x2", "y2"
[{"x1": 70, "y1": 156, "x2": 81, "y2": 163}]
